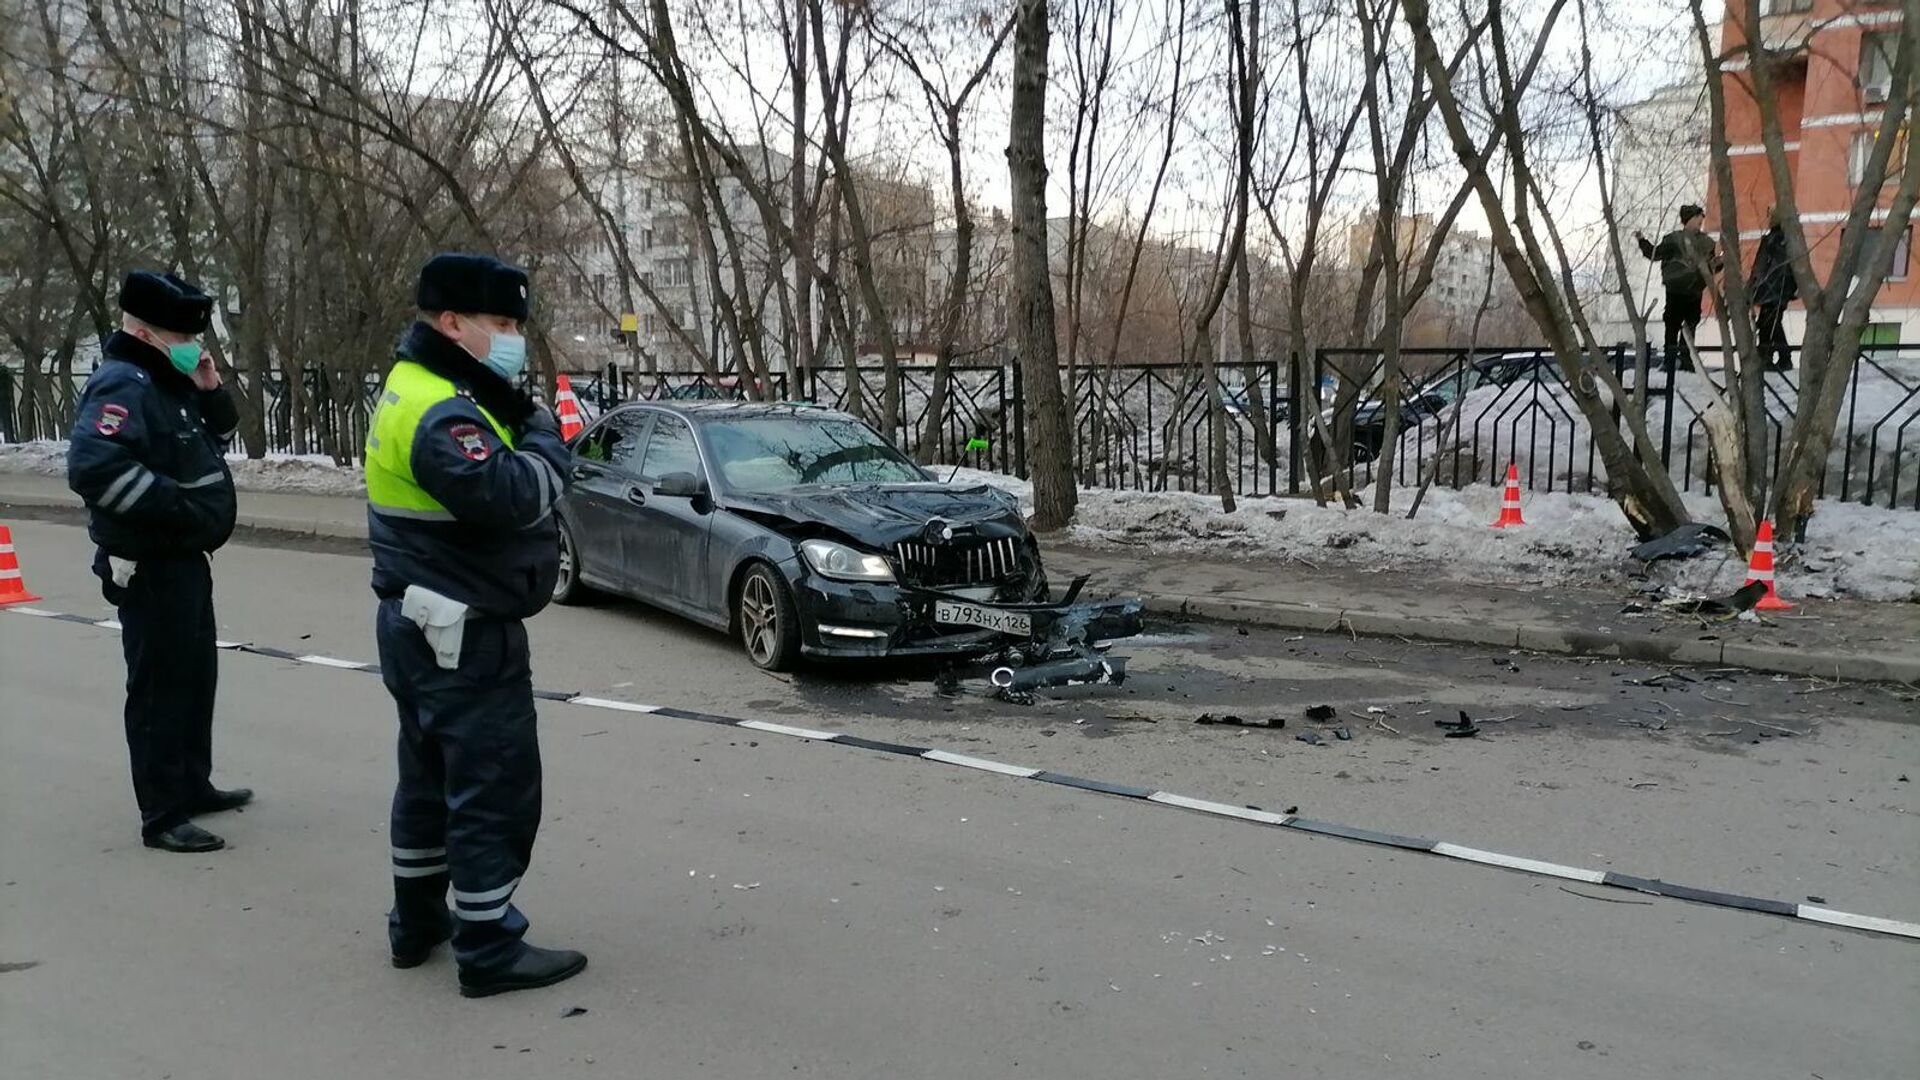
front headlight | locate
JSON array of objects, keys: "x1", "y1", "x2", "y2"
[{"x1": 799, "y1": 539, "x2": 896, "y2": 582}]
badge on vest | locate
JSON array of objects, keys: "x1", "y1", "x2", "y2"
[
  {"x1": 97, "y1": 404, "x2": 129, "y2": 436},
  {"x1": 450, "y1": 423, "x2": 491, "y2": 461}
]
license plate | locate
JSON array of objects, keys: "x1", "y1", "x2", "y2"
[{"x1": 934, "y1": 600, "x2": 1032, "y2": 637}]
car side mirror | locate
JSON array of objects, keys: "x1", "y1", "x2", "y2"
[{"x1": 655, "y1": 471, "x2": 706, "y2": 499}]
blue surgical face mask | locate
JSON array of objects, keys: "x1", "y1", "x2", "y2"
[{"x1": 463, "y1": 318, "x2": 527, "y2": 382}]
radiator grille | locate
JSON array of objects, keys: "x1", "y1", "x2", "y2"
[{"x1": 893, "y1": 536, "x2": 1022, "y2": 586}]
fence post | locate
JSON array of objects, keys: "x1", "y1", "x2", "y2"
[
  {"x1": 1659, "y1": 337, "x2": 1675, "y2": 471},
  {"x1": 1287, "y1": 352, "x2": 1303, "y2": 494},
  {"x1": 1267, "y1": 358, "x2": 1279, "y2": 496}
]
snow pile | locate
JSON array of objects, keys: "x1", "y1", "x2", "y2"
[
  {"x1": 951, "y1": 467, "x2": 1920, "y2": 603},
  {"x1": 0, "y1": 441, "x2": 366, "y2": 497}
]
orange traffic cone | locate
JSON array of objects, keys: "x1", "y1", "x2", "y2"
[
  {"x1": 554, "y1": 375, "x2": 585, "y2": 441},
  {"x1": 1743, "y1": 519, "x2": 1794, "y2": 611},
  {"x1": 0, "y1": 525, "x2": 43, "y2": 607},
  {"x1": 1490, "y1": 464, "x2": 1526, "y2": 528}
]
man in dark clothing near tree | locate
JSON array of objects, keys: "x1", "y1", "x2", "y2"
[
  {"x1": 1636, "y1": 203, "x2": 1722, "y2": 373},
  {"x1": 1749, "y1": 207, "x2": 1795, "y2": 372}
]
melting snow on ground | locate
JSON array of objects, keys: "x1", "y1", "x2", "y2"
[
  {"x1": 5, "y1": 440, "x2": 1912, "y2": 602},
  {"x1": 1, "y1": 440, "x2": 365, "y2": 497}
]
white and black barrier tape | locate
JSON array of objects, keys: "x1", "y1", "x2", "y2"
[{"x1": 11, "y1": 602, "x2": 1918, "y2": 942}]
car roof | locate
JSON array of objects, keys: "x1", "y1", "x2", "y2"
[{"x1": 618, "y1": 401, "x2": 861, "y2": 425}]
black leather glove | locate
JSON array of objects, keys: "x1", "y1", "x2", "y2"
[{"x1": 522, "y1": 405, "x2": 561, "y2": 439}]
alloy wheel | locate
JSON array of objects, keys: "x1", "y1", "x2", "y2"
[{"x1": 741, "y1": 574, "x2": 778, "y2": 666}]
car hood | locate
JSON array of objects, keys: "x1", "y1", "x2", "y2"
[{"x1": 722, "y1": 482, "x2": 1027, "y2": 547}]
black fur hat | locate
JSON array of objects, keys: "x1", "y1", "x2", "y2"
[
  {"x1": 416, "y1": 253, "x2": 530, "y2": 321},
  {"x1": 119, "y1": 270, "x2": 213, "y2": 334}
]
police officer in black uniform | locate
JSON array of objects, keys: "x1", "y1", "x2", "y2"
[
  {"x1": 67, "y1": 271, "x2": 250, "y2": 853},
  {"x1": 364, "y1": 254, "x2": 583, "y2": 997}
]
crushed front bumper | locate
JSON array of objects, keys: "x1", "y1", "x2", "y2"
[{"x1": 791, "y1": 570, "x2": 1145, "y2": 661}]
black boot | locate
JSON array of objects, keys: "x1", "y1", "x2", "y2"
[
  {"x1": 391, "y1": 917, "x2": 455, "y2": 969},
  {"x1": 458, "y1": 944, "x2": 589, "y2": 999},
  {"x1": 188, "y1": 787, "x2": 254, "y2": 816},
  {"x1": 144, "y1": 821, "x2": 225, "y2": 853},
  {"x1": 391, "y1": 871, "x2": 455, "y2": 969}
]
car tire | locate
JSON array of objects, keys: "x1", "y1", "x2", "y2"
[
  {"x1": 553, "y1": 519, "x2": 593, "y2": 606},
  {"x1": 736, "y1": 562, "x2": 801, "y2": 672}
]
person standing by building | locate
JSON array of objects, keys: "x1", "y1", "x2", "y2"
[
  {"x1": 67, "y1": 271, "x2": 250, "y2": 854},
  {"x1": 363, "y1": 253, "x2": 584, "y2": 998},
  {"x1": 1749, "y1": 207, "x2": 1795, "y2": 372},
  {"x1": 1636, "y1": 203, "x2": 1722, "y2": 373}
]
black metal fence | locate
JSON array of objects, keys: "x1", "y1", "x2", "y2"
[
  {"x1": 7, "y1": 345, "x2": 1918, "y2": 509},
  {"x1": 1314, "y1": 344, "x2": 1920, "y2": 510}
]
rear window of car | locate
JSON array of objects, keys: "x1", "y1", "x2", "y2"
[{"x1": 702, "y1": 417, "x2": 927, "y2": 492}]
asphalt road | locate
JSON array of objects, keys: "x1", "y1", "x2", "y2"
[{"x1": 1, "y1": 518, "x2": 1915, "y2": 1079}]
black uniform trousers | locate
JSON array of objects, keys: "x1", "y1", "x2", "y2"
[
  {"x1": 376, "y1": 599, "x2": 542, "y2": 971},
  {"x1": 1756, "y1": 303, "x2": 1791, "y2": 370},
  {"x1": 1662, "y1": 288, "x2": 1703, "y2": 373},
  {"x1": 107, "y1": 554, "x2": 219, "y2": 838}
]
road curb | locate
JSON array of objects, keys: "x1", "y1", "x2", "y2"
[
  {"x1": 1144, "y1": 591, "x2": 1920, "y2": 685},
  {"x1": 1, "y1": 485, "x2": 370, "y2": 541},
  {"x1": 6, "y1": 482, "x2": 1914, "y2": 684}
]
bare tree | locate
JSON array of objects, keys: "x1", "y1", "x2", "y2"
[
  {"x1": 1402, "y1": 0, "x2": 1691, "y2": 540},
  {"x1": 1695, "y1": 0, "x2": 1920, "y2": 543},
  {"x1": 1008, "y1": 0, "x2": 1075, "y2": 529}
]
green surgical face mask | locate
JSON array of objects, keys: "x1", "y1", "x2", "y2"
[{"x1": 166, "y1": 341, "x2": 203, "y2": 375}]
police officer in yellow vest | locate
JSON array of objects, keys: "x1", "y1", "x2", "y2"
[{"x1": 366, "y1": 253, "x2": 582, "y2": 998}]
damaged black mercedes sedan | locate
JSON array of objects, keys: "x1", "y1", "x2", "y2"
[{"x1": 553, "y1": 401, "x2": 1064, "y2": 670}]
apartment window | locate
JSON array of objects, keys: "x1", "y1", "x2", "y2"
[
  {"x1": 1871, "y1": 225, "x2": 1912, "y2": 282},
  {"x1": 1845, "y1": 225, "x2": 1912, "y2": 283},
  {"x1": 1849, "y1": 126, "x2": 1909, "y2": 186},
  {"x1": 1862, "y1": 321, "x2": 1899, "y2": 360},
  {"x1": 642, "y1": 228, "x2": 655, "y2": 250},
  {"x1": 593, "y1": 273, "x2": 606, "y2": 297},
  {"x1": 1859, "y1": 31, "x2": 1897, "y2": 103},
  {"x1": 1760, "y1": 0, "x2": 1812, "y2": 13}
]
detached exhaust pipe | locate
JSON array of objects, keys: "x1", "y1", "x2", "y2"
[{"x1": 990, "y1": 654, "x2": 1128, "y2": 693}]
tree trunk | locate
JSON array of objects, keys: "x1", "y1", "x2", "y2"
[{"x1": 1008, "y1": 0, "x2": 1075, "y2": 529}]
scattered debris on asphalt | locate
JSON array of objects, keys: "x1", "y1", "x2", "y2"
[
  {"x1": 560, "y1": 1006, "x2": 589, "y2": 1018},
  {"x1": 1334, "y1": 727, "x2": 1352, "y2": 741},
  {"x1": 1658, "y1": 581, "x2": 1767, "y2": 617},
  {"x1": 1305, "y1": 704, "x2": 1336, "y2": 723},
  {"x1": 1629, "y1": 522, "x2": 1732, "y2": 563},
  {"x1": 1195, "y1": 713, "x2": 1283, "y2": 729},
  {"x1": 1296, "y1": 731, "x2": 1324, "y2": 746},
  {"x1": 1629, "y1": 671, "x2": 1696, "y2": 688},
  {"x1": 1437, "y1": 711, "x2": 1481, "y2": 738}
]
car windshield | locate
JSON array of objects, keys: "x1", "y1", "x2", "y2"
[{"x1": 701, "y1": 416, "x2": 928, "y2": 492}]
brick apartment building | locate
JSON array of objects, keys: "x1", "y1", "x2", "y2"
[{"x1": 1712, "y1": 0, "x2": 1913, "y2": 346}]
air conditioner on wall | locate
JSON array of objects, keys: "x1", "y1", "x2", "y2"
[{"x1": 1864, "y1": 83, "x2": 1889, "y2": 105}]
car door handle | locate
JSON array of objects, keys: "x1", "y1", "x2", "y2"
[
  {"x1": 624, "y1": 486, "x2": 647, "y2": 506},
  {"x1": 572, "y1": 464, "x2": 595, "y2": 480}
]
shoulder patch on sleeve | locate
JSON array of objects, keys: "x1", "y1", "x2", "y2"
[
  {"x1": 450, "y1": 423, "x2": 491, "y2": 461},
  {"x1": 96, "y1": 404, "x2": 129, "y2": 436}
]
